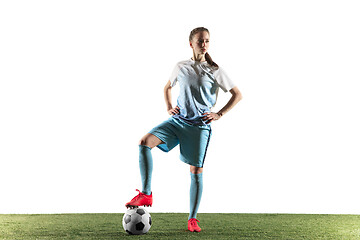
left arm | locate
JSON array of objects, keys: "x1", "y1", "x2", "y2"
[{"x1": 202, "y1": 86, "x2": 242, "y2": 123}]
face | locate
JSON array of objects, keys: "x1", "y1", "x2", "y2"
[{"x1": 190, "y1": 31, "x2": 210, "y2": 55}]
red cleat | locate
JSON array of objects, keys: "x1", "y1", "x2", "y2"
[
  {"x1": 188, "y1": 218, "x2": 201, "y2": 232},
  {"x1": 125, "y1": 189, "x2": 153, "y2": 208}
]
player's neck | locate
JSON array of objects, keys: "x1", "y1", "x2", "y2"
[{"x1": 192, "y1": 53, "x2": 206, "y2": 62}]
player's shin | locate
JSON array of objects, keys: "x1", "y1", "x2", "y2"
[
  {"x1": 189, "y1": 172, "x2": 203, "y2": 220},
  {"x1": 139, "y1": 145, "x2": 153, "y2": 195}
]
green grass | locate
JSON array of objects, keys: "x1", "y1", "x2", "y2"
[{"x1": 1, "y1": 213, "x2": 360, "y2": 239}]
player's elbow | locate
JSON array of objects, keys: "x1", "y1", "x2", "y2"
[
  {"x1": 236, "y1": 92, "x2": 242, "y2": 102},
  {"x1": 230, "y1": 87, "x2": 242, "y2": 103}
]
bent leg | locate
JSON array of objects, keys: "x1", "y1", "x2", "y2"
[
  {"x1": 139, "y1": 145, "x2": 152, "y2": 195},
  {"x1": 139, "y1": 133, "x2": 163, "y2": 149},
  {"x1": 138, "y1": 133, "x2": 163, "y2": 195}
]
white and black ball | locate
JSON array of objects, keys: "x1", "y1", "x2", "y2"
[{"x1": 122, "y1": 207, "x2": 152, "y2": 235}]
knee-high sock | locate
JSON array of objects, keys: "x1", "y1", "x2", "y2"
[
  {"x1": 139, "y1": 145, "x2": 153, "y2": 195},
  {"x1": 189, "y1": 172, "x2": 203, "y2": 220}
]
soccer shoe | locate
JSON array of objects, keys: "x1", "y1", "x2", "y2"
[
  {"x1": 125, "y1": 189, "x2": 153, "y2": 209},
  {"x1": 188, "y1": 218, "x2": 201, "y2": 232}
]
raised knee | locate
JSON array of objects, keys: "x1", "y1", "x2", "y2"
[
  {"x1": 138, "y1": 138, "x2": 148, "y2": 146},
  {"x1": 139, "y1": 133, "x2": 162, "y2": 148},
  {"x1": 139, "y1": 135, "x2": 153, "y2": 147}
]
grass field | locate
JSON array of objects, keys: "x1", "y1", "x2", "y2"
[{"x1": 1, "y1": 213, "x2": 360, "y2": 239}]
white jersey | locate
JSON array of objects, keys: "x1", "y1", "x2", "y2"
[{"x1": 169, "y1": 58, "x2": 236, "y2": 126}]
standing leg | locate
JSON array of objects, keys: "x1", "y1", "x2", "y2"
[{"x1": 188, "y1": 166, "x2": 203, "y2": 232}]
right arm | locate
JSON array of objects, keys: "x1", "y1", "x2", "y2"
[{"x1": 164, "y1": 80, "x2": 179, "y2": 115}]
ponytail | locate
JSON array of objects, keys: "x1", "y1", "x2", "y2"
[
  {"x1": 189, "y1": 27, "x2": 219, "y2": 68},
  {"x1": 205, "y1": 52, "x2": 219, "y2": 68}
]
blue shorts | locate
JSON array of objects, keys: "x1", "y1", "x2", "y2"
[{"x1": 149, "y1": 117, "x2": 212, "y2": 168}]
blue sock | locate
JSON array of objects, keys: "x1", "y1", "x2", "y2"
[
  {"x1": 139, "y1": 145, "x2": 153, "y2": 195},
  {"x1": 189, "y1": 172, "x2": 203, "y2": 220}
]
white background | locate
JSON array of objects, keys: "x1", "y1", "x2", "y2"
[{"x1": 1, "y1": 0, "x2": 359, "y2": 214}]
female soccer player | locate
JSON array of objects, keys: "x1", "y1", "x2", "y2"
[{"x1": 125, "y1": 27, "x2": 242, "y2": 232}]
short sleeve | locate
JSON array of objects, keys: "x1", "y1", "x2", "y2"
[
  {"x1": 169, "y1": 63, "x2": 182, "y2": 87},
  {"x1": 213, "y1": 67, "x2": 236, "y2": 92}
]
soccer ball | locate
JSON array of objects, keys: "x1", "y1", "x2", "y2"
[{"x1": 122, "y1": 207, "x2": 152, "y2": 235}]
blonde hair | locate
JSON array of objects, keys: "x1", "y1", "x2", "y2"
[{"x1": 189, "y1": 27, "x2": 219, "y2": 68}]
